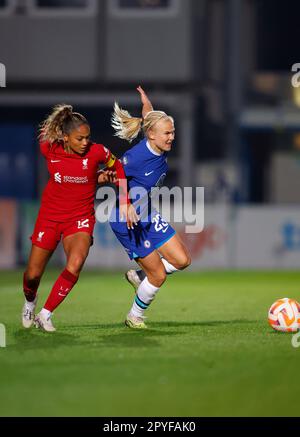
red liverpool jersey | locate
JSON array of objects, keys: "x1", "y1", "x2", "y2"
[{"x1": 38, "y1": 140, "x2": 125, "y2": 222}]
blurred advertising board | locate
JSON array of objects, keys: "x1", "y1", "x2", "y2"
[
  {"x1": 0, "y1": 199, "x2": 17, "y2": 268},
  {"x1": 235, "y1": 206, "x2": 300, "y2": 269},
  {"x1": 175, "y1": 206, "x2": 230, "y2": 270},
  {"x1": 4, "y1": 201, "x2": 300, "y2": 270}
]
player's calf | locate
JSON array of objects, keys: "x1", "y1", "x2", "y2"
[{"x1": 23, "y1": 271, "x2": 40, "y2": 302}]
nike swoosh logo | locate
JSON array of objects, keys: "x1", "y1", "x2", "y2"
[
  {"x1": 58, "y1": 292, "x2": 68, "y2": 297},
  {"x1": 145, "y1": 171, "x2": 154, "y2": 176},
  {"x1": 51, "y1": 160, "x2": 61, "y2": 163}
]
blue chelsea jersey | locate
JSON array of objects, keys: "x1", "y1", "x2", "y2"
[
  {"x1": 118, "y1": 138, "x2": 168, "y2": 221},
  {"x1": 122, "y1": 138, "x2": 168, "y2": 192}
]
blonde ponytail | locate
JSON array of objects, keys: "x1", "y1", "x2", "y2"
[
  {"x1": 111, "y1": 103, "x2": 142, "y2": 143},
  {"x1": 111, "y1": 103, "x2": 174, "y2": 144}
]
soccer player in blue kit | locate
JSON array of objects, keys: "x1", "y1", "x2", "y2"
[{"x1": 110, "y1": 87, "x2": 191, "y2": 329}]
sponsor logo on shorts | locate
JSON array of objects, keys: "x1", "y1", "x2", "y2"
[
  {"x1": 37, "y1": 231, "x2": 45, "y2": 242},
  {"x1": 144, "y1": 240, "x2": 151, "y2": 249}
]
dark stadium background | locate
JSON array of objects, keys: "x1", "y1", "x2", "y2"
[{"x1": 1, "y1": 0, "x2": 300, "y2": 270}]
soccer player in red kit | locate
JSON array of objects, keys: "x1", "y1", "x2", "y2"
[{"x1": 22, "y1": 104, "x2": 138, "y2": 332}]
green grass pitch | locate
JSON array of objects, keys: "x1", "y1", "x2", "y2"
[{"x1": 1, "y1": 269, "x2": 300, "y2": 417}]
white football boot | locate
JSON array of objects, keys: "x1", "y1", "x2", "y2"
[
  {"x1": 125, "y1": 313, "x2": 147, "y2": 329},
  {"x1": 125, "y1": 270, "x2": 142, "y2": 291},
  {"x1": 34, "y1": 311, "x2": 56, "y2": 333},
  {"x1": 22, "y1": 295, "x2": 38, "y2": 329}
]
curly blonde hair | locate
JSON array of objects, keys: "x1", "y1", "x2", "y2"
[{"x1": 39, "y1": 104, "x2": 89, "y2": 144}]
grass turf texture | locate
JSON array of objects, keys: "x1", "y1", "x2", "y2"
[{"x1": 0, "y1": 269, "x2": 300, "y2": 417}]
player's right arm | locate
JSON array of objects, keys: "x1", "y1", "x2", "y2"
[{"x1": 137, "y1": 85, "x2": 154, "y2": 118}]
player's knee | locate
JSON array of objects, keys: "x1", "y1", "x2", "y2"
[
  {"x1": 66, "y1": 255, "x2": 86, "y2": 275},
  {"x1": 177, "y1": 253, "x2": 192, "y2": 270},
  {"x1": 148, "y1": 269, "x2": 166, "y2": 287},
  {"x1": 183, "y1": 253, "x2": 192, "y2": 269},
  {"x1": 25, "y1": 269, "x2": 42, "y2": 283}
]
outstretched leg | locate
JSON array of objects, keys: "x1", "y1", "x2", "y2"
[
  {"x1": 22, "y1": 245, "x2": 53, "y2": 328},
  {"x1": 125, "y1": 250, "x2": 166, "y2": 329},
  {"x1": 35, "y1": 232, "x2": 91, "y2": 332}
]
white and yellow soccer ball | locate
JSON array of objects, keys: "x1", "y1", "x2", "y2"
[{"x1": 268, "y1": 298, "x2": 300, "y2": 332}]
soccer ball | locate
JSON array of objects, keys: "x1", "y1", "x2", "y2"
[{"x1": 268, "y1": 298, "x2": 300, "y2": 332}]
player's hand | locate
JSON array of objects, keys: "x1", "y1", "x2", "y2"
[
  {"x1": 137, "y1": 85, "x2": 153, "y2": 118},
  {"x1": 98, "y1": 169, "x2": 117, "y2": 184},
  {"x1": 119, "y1": 203, "x2": 139, "y2": 230}
]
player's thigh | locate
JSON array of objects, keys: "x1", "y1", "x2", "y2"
[
  {"x1": 137, "y1": 251, "x2": 166, "y2": 287},
  {"x1": 158, "y1": 233, "x2": 191, "y2": 270},
  {"x1": 63, "y1": 232, "x2": 92, "y2": 273},
  {"x1": 63, "y1": 232, "x2": 91, "y2": 259},
  {"x1": 62, "y1": 216, "x2": 95, "y2": 267},
  {"x1": 26, "y1": 244, "x2": 53, "y2": 279}
]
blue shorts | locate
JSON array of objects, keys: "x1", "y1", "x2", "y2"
[{"x1": 110, "y1": 212, "x2": 176, "y2": 260}]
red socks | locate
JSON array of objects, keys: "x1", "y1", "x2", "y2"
[
  {"x1": 23, "y1": 273, "x2": 39, "y2": 302},
  {"x1": 24, "y1": 269, "x2": 78, "y2": 312},
  {"x1": 44, "y1": 269, "x2": 78, "y2": 313}
]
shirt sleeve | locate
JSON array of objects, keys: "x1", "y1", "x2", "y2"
[
  {"x1": 97, "y1": 144, "x2": 130, "y2": 205},
  {"x1": 39, "y1": 140, "x2": 51, "y2": 158},
  {"x1": 120, "y1": 150, "x2": 136, "y2": 177}
]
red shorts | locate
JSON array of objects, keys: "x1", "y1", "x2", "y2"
[{"x1": 31, "y1": 215, "x2": 95, "y2": 251}]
